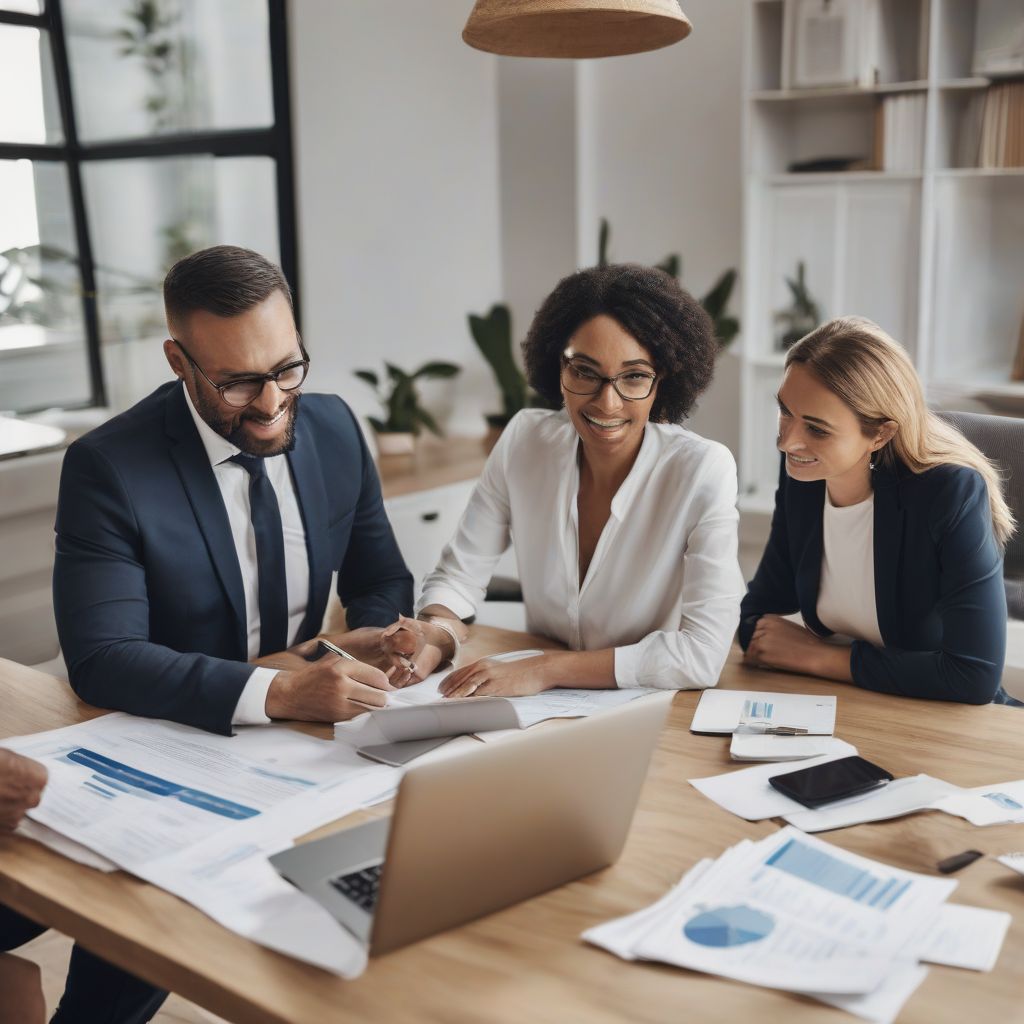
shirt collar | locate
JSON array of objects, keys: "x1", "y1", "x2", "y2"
[
  {"x1": 609, "y1": 424, "x2": 659, "y2": 519},
  {"x1": 181, "y1": 381, "x2": 242, "y2": 467}
]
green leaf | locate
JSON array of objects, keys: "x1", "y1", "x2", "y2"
[
  {"x1": 385, "y1": 362, "x2": 410, "y2": 384},
  {"x1": 415, "y1": 406, "x2": 443, "y2": 437},
  {"x1": 700, "y1": 268, "x2": 737, "y2": 319},
  {"x1": 597, "y1": 218, "x2": 610, "y2": 267},
  {"x1": 412, "y1": 361, "x2": 460, "y2": 380},
  {"x1": 468, "y1": 304, "x2": 527, "y2": 419},
  {"x1": 655, "y1": 253, "x2": 681, "y2": 279},
  {"x1": 353, "y1": 369, "x2": 379, "y2": 388},
  {"x1": 368, "y1": 416, "x2": 388, "y2": 434}
]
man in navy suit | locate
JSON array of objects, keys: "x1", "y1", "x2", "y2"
[{"x1": 1, "y1": 245, "x2": 416, "y2": 1021}]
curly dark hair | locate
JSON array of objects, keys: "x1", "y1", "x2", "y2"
[{"x1": 522, "y1": 263, "x2": 716, "y2": 423}]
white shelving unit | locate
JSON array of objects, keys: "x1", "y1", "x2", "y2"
[{"x1": 739, "y1": 0, "x2": 1024, "y2": 510}]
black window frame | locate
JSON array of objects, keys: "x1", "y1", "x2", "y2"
[{"x1": 0, "y1": 0, "x2": 299, "y2": 410}]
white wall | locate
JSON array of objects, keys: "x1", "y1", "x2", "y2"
[
  {"x1": 289, "y1": 0, "x2": 504, "y2": 437},
  {"x1": 496, "y1": 58, "x2": 577, "y2": 355},
  {"x1": 575, "y1": 0, "x2": 745, "y2": 452}
]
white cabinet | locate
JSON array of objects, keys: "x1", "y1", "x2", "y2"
[
  {"x1": 384, "y1": 479, "x2": 518, "y2": 597},
  {"x1": 740, "y1": 0, "x2": 1024, "y2": 509}
]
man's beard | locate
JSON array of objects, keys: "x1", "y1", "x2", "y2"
[{"x1": 193, "y1": 380, "x2": 301, "y2": 457}]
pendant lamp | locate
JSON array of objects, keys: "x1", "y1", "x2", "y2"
[{"x1": 462, "y1": 0, "x2": 692, "y2": 59}]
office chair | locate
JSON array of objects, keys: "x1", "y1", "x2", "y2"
[{"x1": 940, "y1": 410, "x2": 1024, "y2": 619}]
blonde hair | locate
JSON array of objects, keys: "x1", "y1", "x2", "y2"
[{"x1": 786, "y1": 316, "x2": 1015, "y2": 549}]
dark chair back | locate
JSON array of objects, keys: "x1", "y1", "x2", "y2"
[{"x1": 940, "y1": 410, "x2": 1024, "y2": 618}]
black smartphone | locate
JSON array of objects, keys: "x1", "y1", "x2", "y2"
[{"x1": 769, "y1": 755, "x2": 894, "y2": 809}]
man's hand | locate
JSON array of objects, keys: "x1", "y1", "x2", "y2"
[
  {"x1": 265, "y1": 653, "x2": 395, "y2": 722},
  {"x1": 439, "y1": 655, "x2": 552, "y2": 699},
  {"x1": 743, "y1": 615, "x2": 847, "y2": 678},
  {"x1": 0, "y1": 750, "x2": 48, "y2": 832}
]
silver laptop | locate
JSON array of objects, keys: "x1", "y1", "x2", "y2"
[{"x1": 270, "y1": 691, "x2": 673, "y2": 955}]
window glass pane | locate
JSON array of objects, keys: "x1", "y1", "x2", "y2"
[
  {"x1": 64, "y1": 0, "x2": 274, "y2": 142},
  {"x1": 0, "y1": 25, "x2": 63, "y2": 144},
  {"x1": 0, "y1": 160, "x2": 92, "y2": 413},
  {"x1": 83, "y1": 155, "x2": 279, "y2": 350}
]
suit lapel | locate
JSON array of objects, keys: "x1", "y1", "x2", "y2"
[
  {"x1": 794, "y1": 479, "x2": 828, "y2": 634},
  {"x1": 872, "y1": 465, "x2": 904, "y2": 645},
  {"x1": 165, "y1": 385, "x2": 247, "y2": 651},
  {"x1": 287, "y1": 411, "x2": 329, "y2": 641}
]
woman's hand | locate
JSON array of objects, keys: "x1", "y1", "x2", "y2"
[
  {"x1": 379, "y1": 617, "x2": 447, "y2": 687},
  {"x1": 439, "y1": 655, "x2": 553, "y2": 698},
  {"x1": 743, "y1": 615, "x2": 850, "y2": 680}
]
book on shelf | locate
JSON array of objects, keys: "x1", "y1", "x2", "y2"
[
  {"x1": 977, "y1": 81, "x2": 1024, "y2": 168},
  {"x1": 874, "y1": 93, "x2": 925, "y2": 172}
]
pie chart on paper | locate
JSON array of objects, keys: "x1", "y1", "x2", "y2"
[{"x1": 683, "y1": 905, "x2": 774, "y2": 948}]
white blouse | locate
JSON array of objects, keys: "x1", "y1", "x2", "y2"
[
  {"x1": 816, "y1": 491, "x2": 883, "y2": 646},
  {"x1": 417, "y1": 410, "x2": 744, "y2": 690}
]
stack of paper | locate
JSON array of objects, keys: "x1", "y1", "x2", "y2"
[
  {"x1": 584, "y1": 827, "x2": 1009, "y2": 1024},
  {"x1": 690, "y1": 690, "x2": 841, "y2": 762}
]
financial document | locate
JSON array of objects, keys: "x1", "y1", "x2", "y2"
[
  {"x1": 584, "y1": 826, "x2": 966, "y2": 1023},
  {"x1": 1, "y1": 715, "x2": 401, "y2": 976},
  {"x1": 690, "y1": 690, "x2": 836, "y2": 735}
]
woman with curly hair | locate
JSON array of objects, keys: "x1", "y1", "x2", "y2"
[{"x1": 383, "y1": 263, "x2": 744, "y2": 697}]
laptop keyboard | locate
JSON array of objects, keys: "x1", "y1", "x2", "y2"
[{"x1": 329, "y1": 863, "x2": 383, "y2": 912}]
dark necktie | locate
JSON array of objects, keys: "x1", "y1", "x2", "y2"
[{"x1": 229, "y1": 454, "x2": 289, "y2": 656}]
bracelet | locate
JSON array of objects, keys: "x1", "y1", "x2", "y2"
[{"x1": 418, "y1": 616, "x2": 462, "y2": 665}]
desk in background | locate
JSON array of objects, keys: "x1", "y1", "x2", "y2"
[{"x1": 1, "y1": 635, "x2": 1022, "y2": 1024}]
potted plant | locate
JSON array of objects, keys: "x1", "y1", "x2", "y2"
[
  {"x1": 468, "y1": 303, "x2": 531, "y2": 451},
  {"x1": 774, "y1": 261, "x2": 821, "y2": 350},
  {"x1": 354, "y1": 361, "x2": 460, "y2": 456}
]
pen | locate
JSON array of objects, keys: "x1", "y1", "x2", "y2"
[
  {"x1": 317, "y1": 638, "x2": 360, "y2": 662},
  {"x1": 318, "y1": 637, "x2": 416, "y2": 672}
]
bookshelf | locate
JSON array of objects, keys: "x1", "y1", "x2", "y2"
[{"x1": 740, "y1": 0, "x2": 1024, "y2": 511}]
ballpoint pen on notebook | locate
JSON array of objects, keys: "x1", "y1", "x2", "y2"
[{"x1": 737, "y1": 699, "x2": 809, "y2": 736}]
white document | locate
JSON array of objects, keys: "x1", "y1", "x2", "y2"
[
  {"x1": 690, "y1": 690, "x2": 836, "y2": 735},
  {"x1": 688, "y1": 741, "x2": 858, "y2": 820},
  {"x1": 730, "y1": 732, "x2": 847, "y2": 762},
  {"x1": 2, "y1": 714, "x2": 396, "y2": 872},
  {"x1": 784, "y1": 774, "x2": 1024, "y2": 833},
  {"x1": 932, "y1": 779, "x2": 1024, "y2": 826},
  {"x1": 997, "y1": 852, "x2": 1024, "y2": 877},
  {"x1": 339, "y1": 658, "x2": 658, "y2": 747},
  {"x1": 914, "y1": 903, "x2": 1010, "y2": 972},
  {"x1": 587, "y1": 825, "x2": 954, "y2": 1013},
  {"x1": 16, "y1": 819, "x2": 118, "y2": 873},
  {"x1": 816, "y1": 961, "x2": 929, "y2": 1024},
  {"x1": 0, "y1": 715, "x2": 405, "y2": 977},
  {"x1": 783, "y1": 775, "x2": 960, "y2": 833}
]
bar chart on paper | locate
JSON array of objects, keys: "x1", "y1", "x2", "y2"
[{"x1": 764, "y1": 838, "x2": 910, "y2": 909}]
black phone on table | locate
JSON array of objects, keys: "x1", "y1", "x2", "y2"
[{"x1": 769, "y1": 755, "x2": 894, "y2": 809}]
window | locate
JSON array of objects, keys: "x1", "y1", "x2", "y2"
[{"x1": 0, "y1": 0, "x2": 297, "y2": 414}]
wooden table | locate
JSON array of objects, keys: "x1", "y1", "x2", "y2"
[{"x1": 1, "y1": 636, "x2": 1022, "y2": 1024}]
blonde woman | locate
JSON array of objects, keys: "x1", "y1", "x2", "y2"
[{"x1": 741, "y1": 316, "x2": 1016, "y2": 704}]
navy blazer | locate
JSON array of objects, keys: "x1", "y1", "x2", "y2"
[
  {"x1": 53, "y1": 382, "x2": 413, "y2": 734},
  {"x1": 739, "y1": 457, "x2": 1007, "y2": 704}
]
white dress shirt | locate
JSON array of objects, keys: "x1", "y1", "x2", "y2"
[
  {"x1": 417, "y1": 410, "x2": 744, "y2": 689},
  {"x1": 183, "y1": 387, "x2": 309, "y2": 724},
  {"x1": 816, "y1": 491, "x2": 883, "y2": 645}
]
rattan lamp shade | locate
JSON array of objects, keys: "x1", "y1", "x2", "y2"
[{"x1": 462, "y1": 0, "x2": 692, "y2": 59}]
